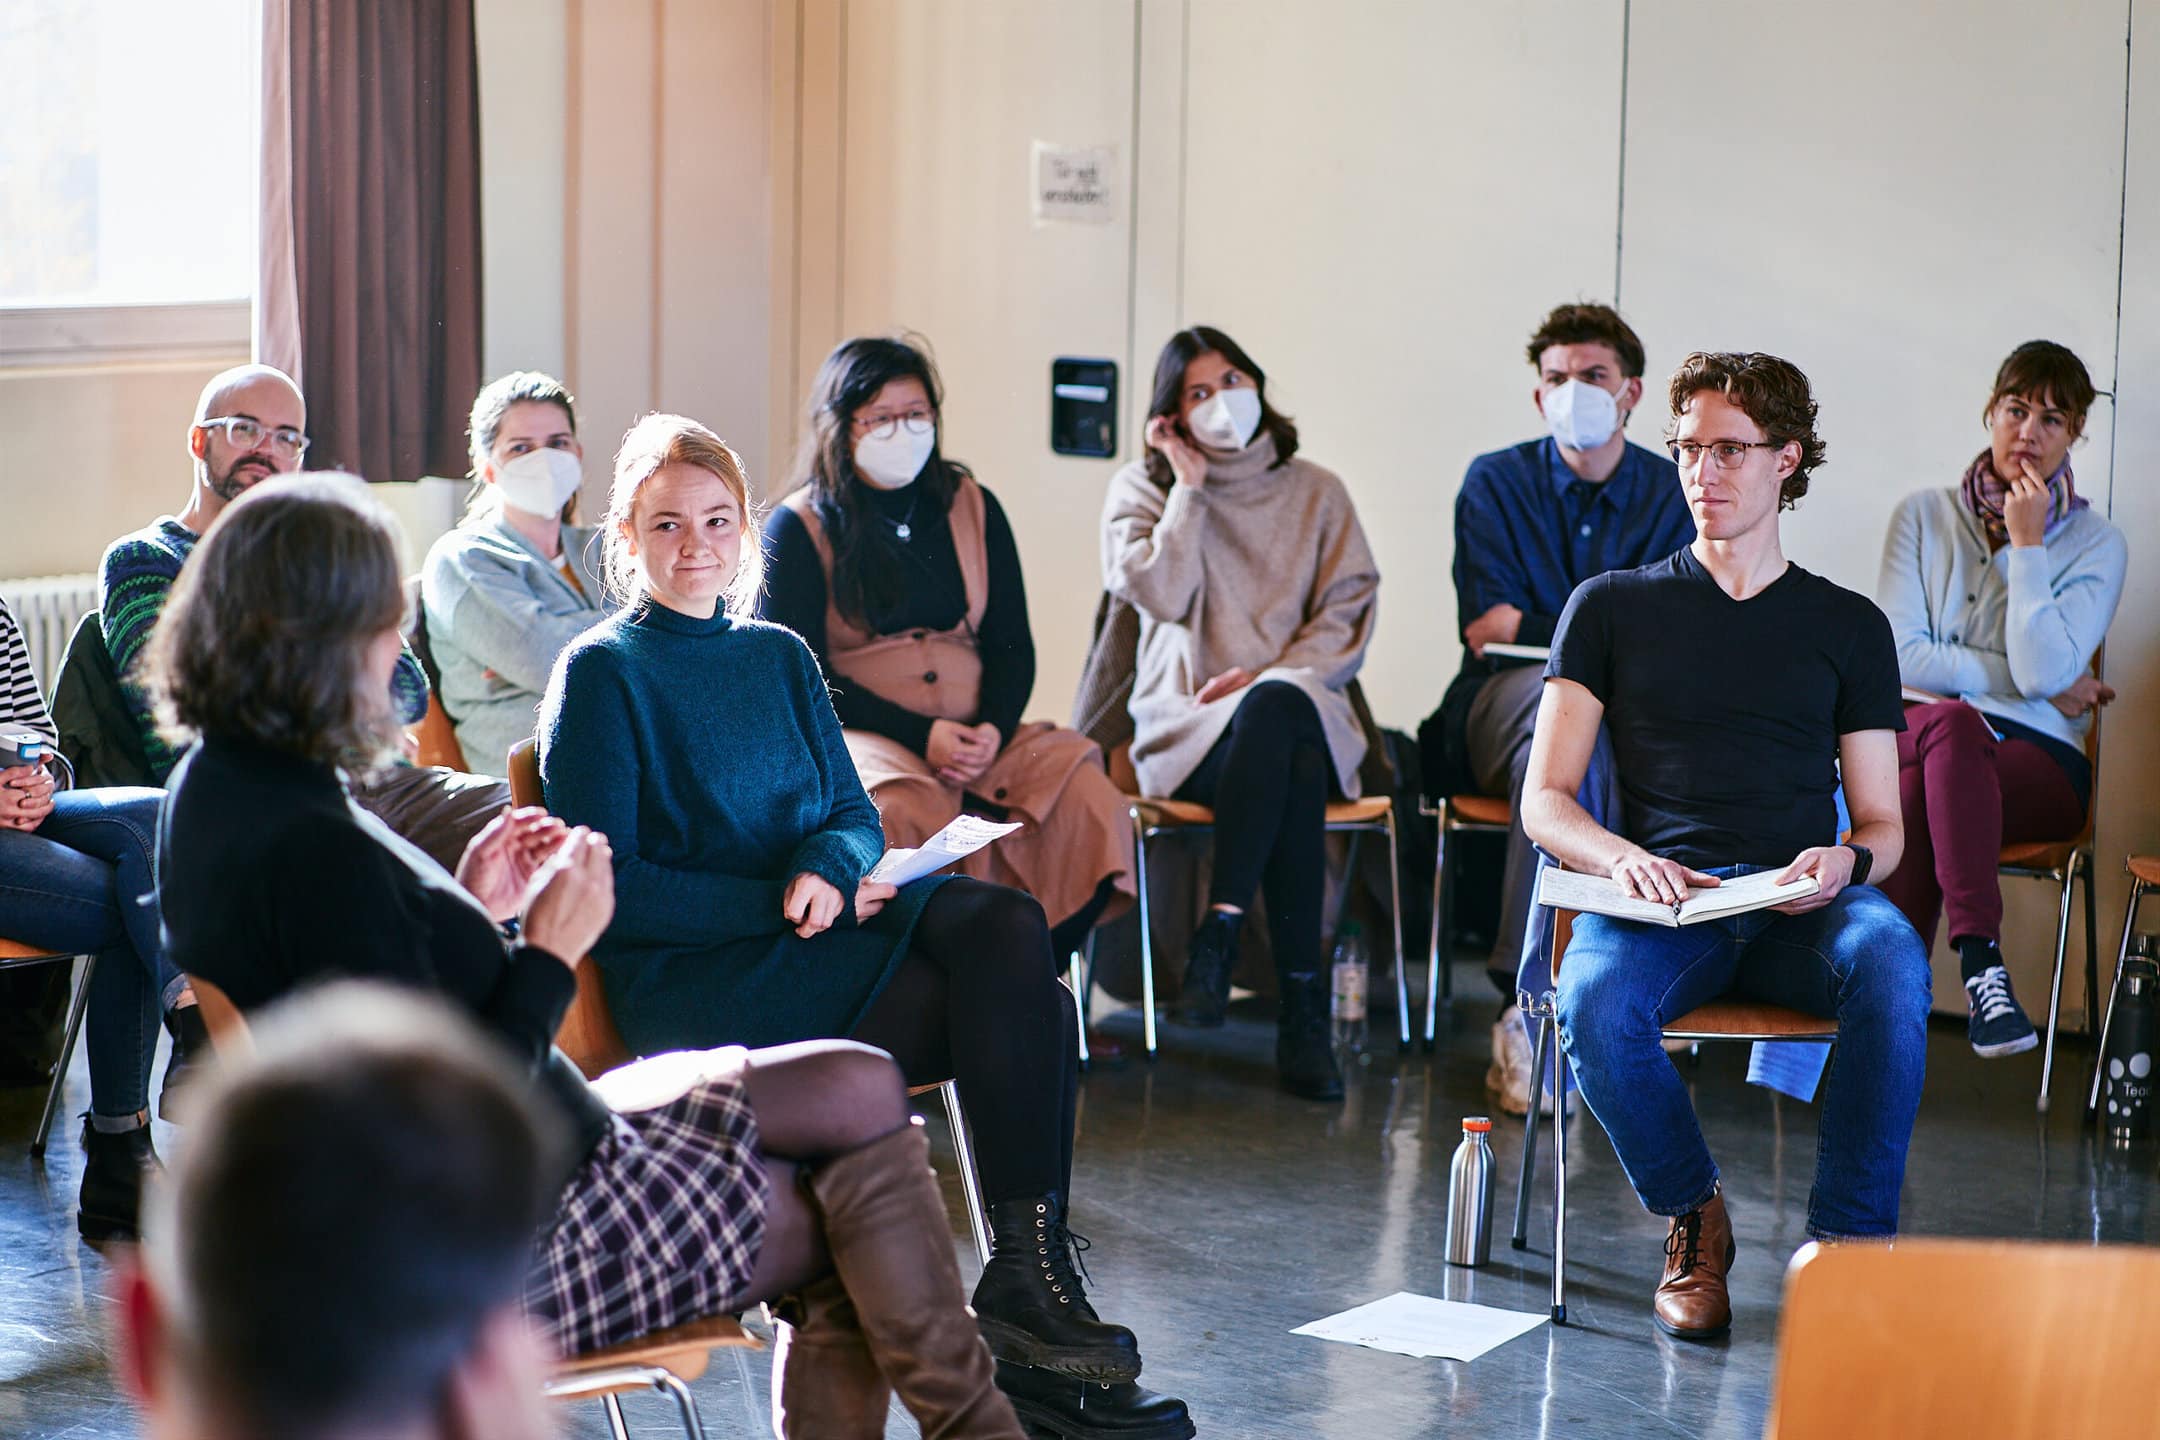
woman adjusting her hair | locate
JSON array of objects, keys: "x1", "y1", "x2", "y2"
[
  {"x1": 1104, "y1": 325, "x2": 1381, "y2": 1101},
  {"x1": 761, "y1": 334, "x2": 1134, "y2": 963},
  {"x1": 540, "y1": 415, "x2": 1189, "y2": 1435},
  {"x1": 423, "y1": 371, "x2": 611, "y2": 776}
]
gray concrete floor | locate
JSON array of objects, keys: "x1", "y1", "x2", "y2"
[{"x1": 3, "y1": 960, "x2": 2156, "y2": 1439}]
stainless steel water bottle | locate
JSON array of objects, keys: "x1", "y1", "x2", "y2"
[
  {"x1": 2102, "y1": 952, "x2": 2158, "y2": 1142},
  {"x1": 1443, "y1": 1116, "x2": 1496, "y2": 1267}
]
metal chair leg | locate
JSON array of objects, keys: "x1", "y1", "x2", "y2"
[
  {"x1": 1068, "y1": 948, "x2": 1091, "y2": 1071},
  {"x1": 1512, "y1": 998, "x2": 1550, "y2": 1250},
  {"x1": 601, "y1": 1392, "x2": 632, "y2": 1440},
  {"x1": 652, "y1": 1370, "x2": 710, "y2": 1439},
  {"x1": 1386, "y1": 810, "x2": 1410, "y2": 1052},
  {"x1": 1551, "y1": 1036, "x2": 1569, "y2": 1325},
  {"x1": 33, "y1": 954, "x2": 94, "y2": 1156},
  {"x1": 1425, "y1": 807, "x2": 1447, "y2": 1051},
  {"x1": 2039, "y1": 859, "x2": 2078, "y2": 1111},
  {"x1": 2082, "y1": 851, "x2": 2100, "y2": 1036},
  {"x1": 2089, "y1": 878, "x2": 2146, "y2": 1113},
  {"x1": 940, "y1": 1081, "x2": 994, "y2": 1265},
  {"x1": 1130, "y1": 807, "x2": 1158, "y2": 1060}
]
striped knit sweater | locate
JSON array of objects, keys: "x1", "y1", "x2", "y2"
[
  {"x1": 0, "y1": 599, "x2": 57, "y2": 744},
  {"x1": 100, "y1": 516, "x2": 430, "y2": 782}
]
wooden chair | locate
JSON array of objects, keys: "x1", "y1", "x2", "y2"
[
  {"x1": 1417, "y1": 792, "x2": 1512, "y2": 1049},
  {"x1": 2086, "y1": 853, "x2": 2160, "y2": 1115},
  {"x1": 1110, "y1": 743, "x2": 1410, "y2": 1059},
  {"x1": 1764, "y1": 1238, "x2": 2160, "y2": 1438},
  {"x1": 2012, "y1": 665, "x2": 2105, "y2": 1112},
  {"x1": 7, "y1": 940, "x2": 95, "y2": 1155},
  {"x1": 1511, "y1": 907, "x2": 1838, "y2": 1323},
  {"x1": 190, "y1": 976, "x2": 755, "y2": 1440},
  {"x1": 401, "y1": 576, "x2": 471, "y2": 773},
  {"x1": 506, "y1": 740, "x2": 995, "y2": 1262}
]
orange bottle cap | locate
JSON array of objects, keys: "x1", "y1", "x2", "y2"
[{"x1": 1462, "y1": 1116, "x2": 1492, "y2": 1133}]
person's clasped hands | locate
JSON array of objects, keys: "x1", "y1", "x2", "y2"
[
  {"x1": 455, "y1": 805, "x2": 615, "y2": 965},
  {"x1": 0, "y1": 762, "x2": 56, "y2": 833}
]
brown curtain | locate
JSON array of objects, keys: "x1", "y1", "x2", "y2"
[{"x1": 259, "y1": 0, "x2": 483, "y2": 484}]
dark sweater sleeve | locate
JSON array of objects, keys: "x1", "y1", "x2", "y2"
[
  {"x1": 973, "y1": 489, "x2": 1035, "y2": 743},
  {"x1": 269, "y1": 817, "x2": 575, "y2": 1072},
  {"x1": 541, "y1": 642, "x2": 793, "y2": 946},
  {"x1": 780, "y1": 634, "x2": 888, "y2": 901},
  {"x1": 760, "y1": 506, "x2": 935, "y2": 755}
]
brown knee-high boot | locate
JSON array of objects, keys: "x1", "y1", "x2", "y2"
[
  {"x1": 770, "y1": 1272, "x2": 891, "y2": 1438},
  {"x1": 803, "y1": 1119, "x2": 1024, "y2": 1440}
]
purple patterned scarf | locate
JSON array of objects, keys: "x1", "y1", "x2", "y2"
[{"x1": 1960, "y1": 448, "x2": 2086, "y2": 544}]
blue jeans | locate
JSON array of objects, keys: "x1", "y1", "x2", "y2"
[
  {"x1": 0, "y1": 789, "x2": 177, "y2": 1119},
  {"x1": 1554, "y1": 874, "x2": 1931, "y2": 1239}
]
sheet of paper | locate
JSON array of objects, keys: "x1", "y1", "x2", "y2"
[
  {"x1": 1677, "y1": 870, "x2": 1818, "y2": 923},
  {"x1": 1482, "y1": 642, "x2": 1551, "y2": 661},
  {"x1": 866, "y1": 815, "x2": 1024, "y2": 887},
  {"x1": 1533, "y1": 867, "x2": 1678, "y2": 926},
  {"x1": 1291, "y1": 1292, "x2": 1547, "y2": 1362},
  {"x1": 1748, "y1": 1040, "x2": 1832, "y2": 1102}
]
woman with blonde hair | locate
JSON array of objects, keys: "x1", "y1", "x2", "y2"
[
  {"x1": 154, "y1": 472, "x2": 1029, "y2": 1438},
  {"x1": 541, "y1": 415, "x2": 1190, "y2": 1436}
]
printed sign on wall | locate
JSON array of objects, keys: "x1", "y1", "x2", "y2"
[{"x1": 1032, "y1": 142, "x2": 1117, "y2": 225}]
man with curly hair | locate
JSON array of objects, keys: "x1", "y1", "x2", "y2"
[{"x1": 1521, "y1": 352, "x2": 1931, "y2": 1340}]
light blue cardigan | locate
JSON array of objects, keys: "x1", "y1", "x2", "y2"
[
  {"x1": 1875, "y1": 487, "x2": 2126, "y2": 751},
  {"x1": 422, "y1": 515, "x2": 612, "y2": 775}
]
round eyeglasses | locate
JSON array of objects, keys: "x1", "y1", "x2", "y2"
[
  {"x1": 852, "y1": 410, "x2": 936, "y2": 441},
  {"x1": 200, "y1": 415, "x2": 311, "y2": 460},
  {"x1": 1668, "y1": 439, "x2": 1780, "y2": 471}
]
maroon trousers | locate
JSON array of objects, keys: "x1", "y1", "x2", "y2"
[{"x1": 1878, "y1": 701, "x2": 2085, "y2": 948}]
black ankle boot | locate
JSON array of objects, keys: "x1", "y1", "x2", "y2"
[
  {"x1": 998, "y1": 1362, "x2": 1196, "y2": 1439},
  {"x1": 1174, "y1": 910, "x2": 1242, "y2": 1027},
  {"x1": 78, "y1": 1118, "x2": 158, "y2": 1244},
  {"x1": 973, "y1": 1195, "x2": 1142, "y2": 1382},
  {"x1": 1276, "y1": 971, "x2": 1345, "y2": 1101},
  {"x1": 159, "y1": 1004, "x2": 212, "y2": 1122}
]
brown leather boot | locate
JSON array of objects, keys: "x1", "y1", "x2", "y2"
[
  {"x1": 1652, "y1": 1190, "x2": 1737, "y2": 1339},
  {"x1": 804, "y1": 1120, "x2": 1024, "y2": 1440},
  {"x1": 770, "y1": 1272, "x2": 891, "y2": 1439}
]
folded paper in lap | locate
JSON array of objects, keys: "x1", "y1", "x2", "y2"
[
  {"x1": 866, "y1": 815, "x2": 1024, "y2": 887},
  {"x1": 1534, "y1": 866, "x2": 1819, "y2": 927}
]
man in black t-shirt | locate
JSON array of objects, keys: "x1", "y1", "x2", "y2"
[{"x1": 1522, "y1": 352, "x2": 1931, "y2": 1342}]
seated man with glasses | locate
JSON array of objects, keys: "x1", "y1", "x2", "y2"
[
  {"x1": 99, "y1": 363, "x2": 511, "y2": 871},
  {"x1": 1419, "y1": 301, "x2": 1693, "y2": 1117},
  {"x1": 1521, "y1": 351, "x2": 1931, "y2": 1341}
]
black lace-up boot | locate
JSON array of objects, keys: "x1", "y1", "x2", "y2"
[
  {"x1": 973, "y1": 1195, "x2": 1141, "y2": 1382},
  {"x1": 1174, "y1": 910, "x2": 1242, "y2": 1027}
]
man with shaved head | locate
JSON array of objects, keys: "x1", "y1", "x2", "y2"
[{"x1": 99, "y1": 364, "x2": 512, "y2": 871}]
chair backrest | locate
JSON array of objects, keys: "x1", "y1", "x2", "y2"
[
  {"x1": 1765, "y1": 1238, "x2": 2160, "y2": 1438},
  {"x1": 2073, "y1": 645, "x2": 2104, "y2": 847},
  {"x1": 505, "y1": 738, "x2": 631, "y2": 1079},
  {"x1": 413, "y1": 692, "x2": 469, "y2": 772}
]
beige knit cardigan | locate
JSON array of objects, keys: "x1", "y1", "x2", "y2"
[{"x1": 1100, "y1": 435, "x2": 1379, "y2": 799}]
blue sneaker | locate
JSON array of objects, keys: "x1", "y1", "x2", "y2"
[{"x1": 1964, "y1": 964, "x2": 2039, "y2": 1058}]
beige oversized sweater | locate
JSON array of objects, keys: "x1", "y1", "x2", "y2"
[{"x1": 1101, "y1": 435, "x2": 1379, "y2": 799}]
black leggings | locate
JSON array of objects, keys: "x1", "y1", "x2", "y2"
[
  {"x1": 850, "y1": 877, "x2": 1078, "y2": 1202},
  {"x1": 1175, "y1": 681, "x2": 1332, "y2": 980}
]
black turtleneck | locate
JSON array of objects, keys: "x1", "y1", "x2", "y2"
[{"x1": 761, "y1": 480, "x2": 1034, "y2": 754}]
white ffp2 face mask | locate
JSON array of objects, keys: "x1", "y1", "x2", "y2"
[
  {"x1": 495, "y1": 446, "x2": 584, "y2": 516},
  {"x1": 1188, "y1": 386, "x2": 1262, "y2": 452},
  {"x1": 1542, "y1": 379, "x2": 1622, "y2": 452},
  {"x1": 853, "y1": 426, "x2": 936, "y2": 490}
]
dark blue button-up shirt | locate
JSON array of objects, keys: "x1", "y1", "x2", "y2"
[{"x1": 1452, "y1": 436, "x2": 1692, "y2": 651}]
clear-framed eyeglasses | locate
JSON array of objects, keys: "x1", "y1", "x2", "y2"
[
  {"x1": 1668, "y1": 439, "x2": 1780, "y2": 471},
  {"x1": 199, "y1": 415, "x2": 311, "y2": 461},
  {"x1": 851, "y1": 409, "x2": 936, "y2": 441}
]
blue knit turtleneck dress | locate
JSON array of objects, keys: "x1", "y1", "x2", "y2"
[{"x1": 538, "y1": 601, "x2": 946, "y2": 1055}]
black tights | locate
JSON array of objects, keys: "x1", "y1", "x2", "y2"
[
  {"x1": 1176, "y1": 681, "x2": 1332, "y2": 980},
  {"x1": 850, "y1": 877, "x2": 1078, "y2": 1202}
]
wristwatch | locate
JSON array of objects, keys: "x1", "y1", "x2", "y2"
[{"x1": 1843, "y1": 843, "x2": 1874, "y2": 887}]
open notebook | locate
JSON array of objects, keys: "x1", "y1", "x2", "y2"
[{"x1": 1534, "y1": 866, "x2": 1818, "y2": 927}]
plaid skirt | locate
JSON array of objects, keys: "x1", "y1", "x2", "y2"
[{"x1": 524, "y1": 1063, "x2": 769, "y2": 1357}]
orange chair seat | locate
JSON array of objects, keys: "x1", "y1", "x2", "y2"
[
  {"x1": 552, "y1": 1313, "x2": 756, "y2": 1387},
  {"x1": 0, "y1": 939, "x2": 65, "y2": 962},
  {"x1": 1998, "y1": 838, "x2": 2078, "y2": 873},
  {"x1": 1447, "y1": 794, "x2": 1512, "y2": 828},
  {"x1": 1134, "y1": 795, "x2": 1392, "y2": 828},
  {"x1": 2127, "y1": 855, "x2": 2160, "y2": 887},
  {"x1": 1664, "y1": 999, "x2": 1836, "y2": 1041}
]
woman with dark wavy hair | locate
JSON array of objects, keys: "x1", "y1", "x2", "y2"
[
  {"x1": 760, "y1": 335, "x2": 1133, "y2": 963},
  {"x1": 152, "y1": 473, "x2": 1034, "y2": 1439},
  {"x1": 1104, "y1": 325, "x2": 1380, "y2": 1101}
]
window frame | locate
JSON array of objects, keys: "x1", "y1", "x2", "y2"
[{"x1": 0, "y1": 299, "x2": 252, "y2": 370}]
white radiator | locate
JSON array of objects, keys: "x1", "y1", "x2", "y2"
[{"x1": 0, "y1": 573, "x2": 99, "y2": 689}]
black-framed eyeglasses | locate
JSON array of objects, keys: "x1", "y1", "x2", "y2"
[
  {"x1": 199, "y1": 415, "x2": 311, "y2": 460},
  {"x1": 1668, "y1": 439, "x2": 1780, "y2": 471},
  {"x1": 851, "y1": 410, "x2": 936, "y2": 441}
]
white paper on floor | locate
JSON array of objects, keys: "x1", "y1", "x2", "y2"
[{"x1": 1291, "y1": 1291, "x2": 1548, "y2": 1362}]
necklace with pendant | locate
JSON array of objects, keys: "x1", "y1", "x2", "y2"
[{"x1": 883, "y1": 492, "x2": 920, "y2": 541}]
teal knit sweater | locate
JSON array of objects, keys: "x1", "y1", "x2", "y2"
[{"x1": 537, "y1": 601, "x2": 941, "y2": 1054}]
